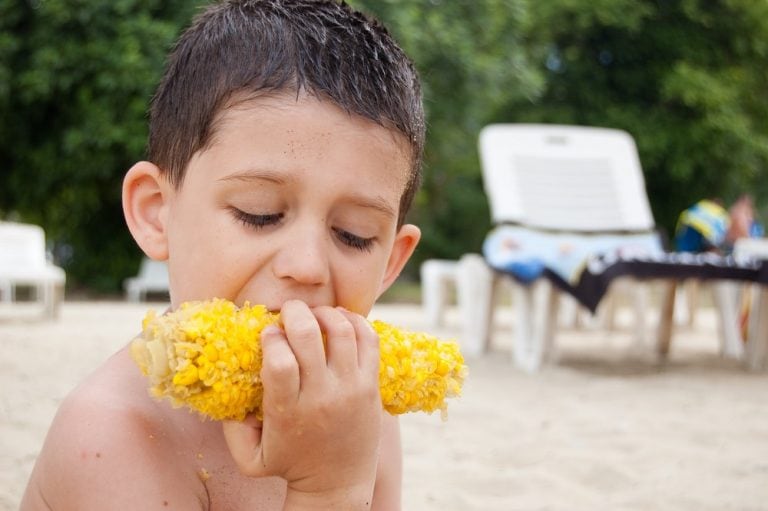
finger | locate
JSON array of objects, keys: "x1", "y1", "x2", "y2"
[
  {"x1": 260, "y1": 324, "x2": 300, "y2": 409},
  {"x1": 312, "y1": 306, "x2": 358, "y2": 372},
  {"x1": 279, "y1": 300, "x2": 327, "y2": 385},
  {"x1": 222, "y1": 416, "x2": 264, "y2": 476},
  {"x1": 337, "y1": 308, "x2": 380, "y2": 374}
]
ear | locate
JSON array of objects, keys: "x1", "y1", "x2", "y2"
[
  {"x1": 378, "y1": 224, "x2": 421, "y2": 297},
  {"x1": 122, "y1": 161, "x2": 171, "y2": 261}
]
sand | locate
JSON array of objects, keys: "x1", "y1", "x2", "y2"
[{"x1": 2, "y1": 300, "x2": 767, "y2": 510}]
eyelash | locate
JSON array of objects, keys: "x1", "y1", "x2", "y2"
[
  {"x1": 231, "y1": 209, "x2": 284, "y2": 228},
  {"x1": 231, "y1": 209, "x2": 375, "y2": 252},
  {"x1": 333, "y1": 227, "x2": 375, "y2": 252}
]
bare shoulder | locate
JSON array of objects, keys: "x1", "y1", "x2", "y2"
[{"x1": 21, "y1": 349, "x2": 209, "y2": 511}]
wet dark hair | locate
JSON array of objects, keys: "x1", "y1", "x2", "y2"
[{"x1": 148, "y1": 0, "x2": 425, "y2": 225}]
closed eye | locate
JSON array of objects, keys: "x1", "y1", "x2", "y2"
[
  {"x1": 231, "y1": 208, "x2": 284, "y2": 228},
  {"x1": 333, "y1": 227, "x2": 375, "y2": 252}
]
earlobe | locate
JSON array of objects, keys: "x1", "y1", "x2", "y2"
[
  {"x1": 122, "y1": 161, "x2": 171, "y2": 261},
  {"x1": 378, "y1": 224, "x2": 421, "y2": 296}
]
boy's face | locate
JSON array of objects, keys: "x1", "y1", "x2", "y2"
[{"x1": 159, "y1": 93, "x2": 419, "y2": 314}]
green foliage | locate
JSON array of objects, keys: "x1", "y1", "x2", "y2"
[
  {"x1": 349, "y1": 0, "x2": 544, "y2": 275},
  {"x1": 501, "y1": 0, "x2": 768, "y2": 234},
  {"x1": 2, "y1": 0, "x2": 768, "y2": 292},
  {"x1": 0, "y1": 0, "x2": 203, "y2": 291}
]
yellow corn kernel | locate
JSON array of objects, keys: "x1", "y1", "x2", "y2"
[
  {"x1": 173, "y1": 364, "x2": 199, "y2": 386},
  {"x1": 130, "y1": 298, "x2": 467, "y2": 421},
  {"x1": 203, "y1": 343, "x2": 219, "y2": 362}
]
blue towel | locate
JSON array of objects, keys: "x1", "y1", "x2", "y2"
[{"x1": 483, "y1": 225, "x2": 664, "y2": 284}]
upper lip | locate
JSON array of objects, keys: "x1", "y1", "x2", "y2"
[{"x1": 263, "y1": 299, "x2": 334, "y2": 313}]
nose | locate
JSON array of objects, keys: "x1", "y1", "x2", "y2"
[{"x1": 271, "y1": 223, "x2": 331, "y2": 287}]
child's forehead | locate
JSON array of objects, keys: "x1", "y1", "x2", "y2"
[
  {"x1": 211, "y1": 91, "x2": 413, "y2": 166},
  {"x1": 196, "y1": 91, "x2": 413, "y2": 185},
  {"x1": 222, "y1": 90, "x2": 407, "y2": 135}
]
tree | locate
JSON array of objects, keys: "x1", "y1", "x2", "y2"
[
  {"x1": 501, "y1": 0, "x2": 768, "y2": 235},
  {"x1": 350, "y1": 0, "x2": 544, "y2": 275},
  {"x1": 5, "y1": 0, "x2": 767, "y2": 292},
  {"x1": 0, "y1": 0, "x2": 203, "y2": 291}
]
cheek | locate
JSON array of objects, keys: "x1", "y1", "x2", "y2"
[
  {"x1": 334, "y1": 255, "x2": 390, "y2": 314},
  {"x1": 165, "y1": 204, "x2": 245, "y2": 303}
]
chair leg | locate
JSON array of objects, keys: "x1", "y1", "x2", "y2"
[
  {"x1": 420, "y1": 259, "x2": 457, "y2": 328},
  {"x1": 632, "y1": 282, "x2": 649, "y2": 346},
  {"x1": 456, "y1": 254, "x2": 494, "y2": 357},
  {"x1": 712, "y1": 281, "x2": 745, "y2": 359},
  {"x1": 683, "y1": 279, "x2": 701, "y2": 327},
  {"x1": 43, "y1": 283, "x2": 54, "y2": 319},
  {"x1": 541, "y1": 285, "x2": 560, "y2": 364},
  {"x1": 420, "y1": 262, "x2": 442, "y2": 327},
  {"x1": 0, "y1": 280, "x2": 10, "y2": 303},
  {"x1": 745, "y1": 285, "x2": 768, "y2": 371},
  {"x1": 41, "y1": 282, "x2": 63, "y2": 319},
  {"x1": 512, "y1": 279, "x2": 558, "y2": 372},
  {"x1": 657, "y1": 280, "x2": 677, "y2": 358},
  {"x1": 599, "y1": 284, "x2": 618, "y2": 331},
  {"x1": 126, "y1": 282, "x2": 140, "y2": 303},
  {"x1": 558, "y1": 294, "x2": 579, "y2": 328}
]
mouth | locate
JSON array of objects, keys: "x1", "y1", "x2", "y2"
[{"x1": 261, "y1": 299, "x2": 333, "y2": 314}]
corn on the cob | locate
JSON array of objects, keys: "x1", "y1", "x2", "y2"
[{"x1": 130, "y1": 298, "x2": 467, "y2": 421}]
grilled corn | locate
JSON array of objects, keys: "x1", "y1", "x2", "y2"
[{"x1": 130, "y1": 298, "x2": 466, "y2": 421}]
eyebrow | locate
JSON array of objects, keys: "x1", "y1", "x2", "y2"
[
  {"x1": 346, "y1": 194, "x2": 397, "y2": 219},
  {"x1": 217, "y1": 168, "x2": 288, "y2": 185},
  {"x1": 217, "y1": 168, "x2": 397, "y2": 219}
]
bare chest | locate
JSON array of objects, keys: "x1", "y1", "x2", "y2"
[
  {"x1": 185, "y1": 429, "x2": 287, "y2": 511},
  {"x1": 202, "y1": 466, "x2": 287, "y2": 511}
]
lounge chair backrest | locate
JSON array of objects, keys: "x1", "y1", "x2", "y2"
[
  {"x1": 478, "y1": 124, "x2": 656, "y2": 232},
  {"x1": 0, "y1": 222, "x2": 49, "y2": 271}
]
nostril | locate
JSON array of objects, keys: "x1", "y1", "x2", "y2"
[
  {"x1": 271, "y1": 225, "x2": 332, "y2": 285},
  {"x1": 273, "y1": 250, "x2": 329, "y2": 285}
]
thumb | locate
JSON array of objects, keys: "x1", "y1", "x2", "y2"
[{"x1": 222, "y1": 415, "x2": 265, "y2": 476}]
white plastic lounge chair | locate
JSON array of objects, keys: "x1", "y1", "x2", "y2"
[
  {"x1": 460, "y1": 124, "x2": 662, "y2": 371},
  {"x1": 0, "y1": 222, "x2": 66, "y2": 318},
  {"x1": 124, "y1": 257, "x2": 170, "y2": 302}
]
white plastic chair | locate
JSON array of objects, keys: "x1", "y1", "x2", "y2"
[
  {"x1": 124, "y1": 257, "x2": 170, "y2": 302},
  {"x1": 461, "y1": 124, "x2": 660, "y2": 371},
  {"x1": 0, "y1": 222, "x2": 66, "y2": 318}
]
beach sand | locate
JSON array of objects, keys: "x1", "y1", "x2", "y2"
[{"x1": 2, "y1": 299, "x2": 767, "y2": 510}]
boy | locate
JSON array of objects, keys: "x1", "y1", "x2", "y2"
[{"x1": 21, "y1": 1, "x2": 424, "y2": 509}]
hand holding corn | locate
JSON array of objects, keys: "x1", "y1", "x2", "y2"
[{"x1": 130, "y1": 298, "x2": 467, "y2": 421}]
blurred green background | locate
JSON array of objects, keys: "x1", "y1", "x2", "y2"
[{"x1": 2, "y1": 0, "x2": 767, "y2": 295}]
